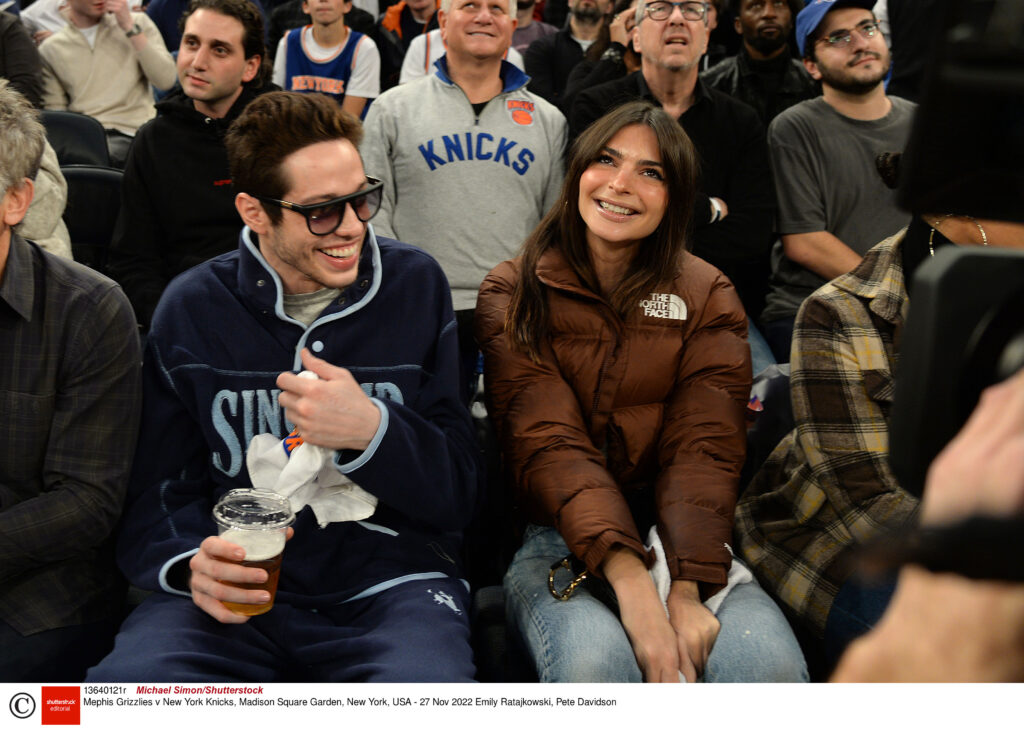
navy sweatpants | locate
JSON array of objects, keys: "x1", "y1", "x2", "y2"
[{"x1": 87, "y1": 577, "x2": 474, "y2": 682}]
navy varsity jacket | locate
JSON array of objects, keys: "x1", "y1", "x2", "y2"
[{"x1": 115, "y1": 226, "x2": 482, "y2": 606}]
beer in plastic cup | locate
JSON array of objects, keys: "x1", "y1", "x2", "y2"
[{"x1": 212, "y1": 489, "x2": 295, "y2": 616}]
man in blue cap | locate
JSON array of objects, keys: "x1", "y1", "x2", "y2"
[
  {"x1": 757, "y1": 0, "x2": 914, "y2": 362},
  {"x1": 734, "y1": 0, "x2": 918, "y2": 675}
]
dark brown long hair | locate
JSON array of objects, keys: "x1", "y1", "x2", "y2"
[{"x1": 505, "y1": 100, "x2": 698, "y2": 360}]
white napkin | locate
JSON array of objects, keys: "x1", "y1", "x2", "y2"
[
  {"x1": 646, "y1": 526, "x2": 753, "y2": 614},
  {"x1": 645, "y1": 526, "x2": 755, "y2": 682},
  {"x1": 246, "y1": 371, "x2": 378, "y2": 527}
]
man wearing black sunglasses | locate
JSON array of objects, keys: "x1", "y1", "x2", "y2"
[
  {"x1": 758, "y1": 0, "x2": 915, "y2": 362},
  {"x1": 89, "y1": 91, "x2": 481, "y2": 682}
]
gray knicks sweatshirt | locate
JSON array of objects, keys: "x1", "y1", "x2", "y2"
[{"x1": 361, "y1": 58, "x2": 567, "y2": 311}]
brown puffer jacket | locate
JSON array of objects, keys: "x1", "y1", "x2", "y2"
[{"x1": 476, "y1": 248, "x2": 751, "y2": 596}]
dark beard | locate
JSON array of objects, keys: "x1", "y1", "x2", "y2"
[
  {"x1": 746, "y1": 31, "x2": 787, "y2": 57},
  {"x1": 572, "y1": 5, "x2": 604, "y2": 22},
  {"x1": 817, "y1": 54, "x2": 891, "y2": 95}
]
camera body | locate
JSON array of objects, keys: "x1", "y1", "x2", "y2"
[{"x1": 890, "y1": 247, "x2": 1024, "y2": 497}]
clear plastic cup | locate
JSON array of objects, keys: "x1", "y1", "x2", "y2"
[{"x1": 212, "y1": 489, "x2": 295, "y2": 616}]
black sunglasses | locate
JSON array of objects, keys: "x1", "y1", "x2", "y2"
[{"x1": 254, "y1": 177, "x2": 383, "y2": 236}]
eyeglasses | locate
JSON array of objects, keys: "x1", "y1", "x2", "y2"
[
  {"x1": 643, "y1": 1, "x2": 707, "y2": 22},
  {"x1": 254, "y1": 177, "x2": 383, "y2": 236},
  {"x1": 816, "y1": 20, "x2": 880, "y2": 48}
]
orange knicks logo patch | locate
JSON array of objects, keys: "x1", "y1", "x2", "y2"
[{"x1": 507, "y1": 99, "x2": 534, "y2": 126}]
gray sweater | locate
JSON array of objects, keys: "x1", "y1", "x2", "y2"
[{"x1": 362, "y1": 58, "x2": 567, "y2": 310}]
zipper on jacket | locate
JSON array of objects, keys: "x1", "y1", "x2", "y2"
[
  {"x1": 590, "y1": 311, "x2": 623, "y2": 418},
  {"x1": 450, "y1": 78, "x2": 496, "y2": 126},
  {"x1": 591, "y1": 361, "x2": 607, "y2": 415}
]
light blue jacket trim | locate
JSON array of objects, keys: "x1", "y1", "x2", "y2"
[
  {"x1": 334, "y1": 397, "x2": 388, "y2": 473},
  {"x1": 241, "y1": 227, "x2": 306, "y2": 331},
  {"x1": 240, "y1": 225, "x2": 385, "y2": 372},
  {"x1": 355, "y1": 520, "x2": 399, "y2": 536},
  {"x1": 341, "y1": 572, "x2": 469, "y2": 603},
  {"x1": 158, "y1": 548, "x2": 199, "y2": 597}
]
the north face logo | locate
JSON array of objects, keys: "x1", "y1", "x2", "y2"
[{"x1": 640, "y1": 292, "x2": 687, "y2": 320}]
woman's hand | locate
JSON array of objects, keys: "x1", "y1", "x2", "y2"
[
  {"x1": 602, "y1": 547, "x2": 681, "y2": 682},
  {"x1": 667, "y1": 579, "x2": 720, "y2": 682}
]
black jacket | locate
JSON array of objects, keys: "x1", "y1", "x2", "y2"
[
  {"x1": 0, "y1": 12, "x2": 44, "y2": 108},
  {"x1": 107, "y1": 83, "x2": 274, "y2": 328},
  {"x1": 524, "y1": 27, "x2": 583, "y2": 106},
  {"x1": 886, "y1": 0, "x2": 941, "y2": 102},
  {"x1": 700, "y1": 46, "x2": 819, "y2": 127},
  {"x1": 571, "y1": 73, "x2": 775, "y2": 318}
]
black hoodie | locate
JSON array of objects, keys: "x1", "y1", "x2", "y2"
[{"x1": 108, "y1": 82, "x2": 274, "y2": 328}]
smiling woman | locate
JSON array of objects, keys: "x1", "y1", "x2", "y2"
[{"x1": 475, "y1": 100, "x2": 808, "y2": 683}]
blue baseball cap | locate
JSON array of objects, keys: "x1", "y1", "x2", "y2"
[{"x1": 796, "y1": 0, "x2": 875, "y2": 57}]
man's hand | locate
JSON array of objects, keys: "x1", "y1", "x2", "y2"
[
  {"x1": 105, "y1": 0, "x2": 135, "y2": 32},
  {"x1": 833, "y1": 565, "x2": 1024, "y2": 682},
  {"x1": 920, "y1": 367, "x2": 1024, "y2": 526},
  {"x1": 666, "y1": 579, "x2": 720, "y2": 682},
  {"x1": 609, "y1": 8, "x2": 634, "y2": 47},
  {"x1": 276, "y1": 348, "x2": 382, "y2": 453},
  {"x1": 187, "y1": 528, "x2": 293, "y2": 624},
  {"x1": 833, "y1": 370, "x2": 1024, "y2": 681}
]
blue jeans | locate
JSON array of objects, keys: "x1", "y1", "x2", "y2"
[
  {"x1": 505, "y1": 525, "x2": 808, "y2": 683},
  {"x1": 748, "y1": 318, "x2": 777, "y2": 378},
  {"x1": 762, "y1": 316, "x2": 796, "y2": 364},
  {"x1": 823, "y1": 573, "x2": 897, "y2": 670}
]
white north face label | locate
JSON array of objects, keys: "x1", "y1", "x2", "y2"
[{"x1": 640, "y1": 292, "x2": 687, "y2": 320}]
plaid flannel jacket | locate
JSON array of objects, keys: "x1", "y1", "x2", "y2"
[
  {"x1": 0, "y1": 235, "x2": 141, "y2": 635},
  {"x1": 735, "y1": 231, "x2": 920, "y2": 637}
]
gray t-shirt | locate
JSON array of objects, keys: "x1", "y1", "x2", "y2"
[
  {"x1": 762, "y1": 96, "x2": 916, "y2": 322},
  {"x1": 283, "y1": 287, "x2": 340, "y2": 328}
]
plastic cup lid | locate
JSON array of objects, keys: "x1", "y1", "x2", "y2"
[{"x1": 212, "y1": 489, "x2": 295, "y2": 530}]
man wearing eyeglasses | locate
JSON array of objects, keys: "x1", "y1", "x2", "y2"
[
  {"x1": 570, "y1": 0, "x2": 776, "y2": 353},
  {"x1": 88, "y1": 91, "x2": 481, "y2": 682},
  {"x1": 758, "y1": 0, "x2": 914, "y2": 362}
]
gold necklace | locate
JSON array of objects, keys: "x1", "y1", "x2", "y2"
[{"x1": 927, "y1": 214, "x2": 989, "y2": 256}]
